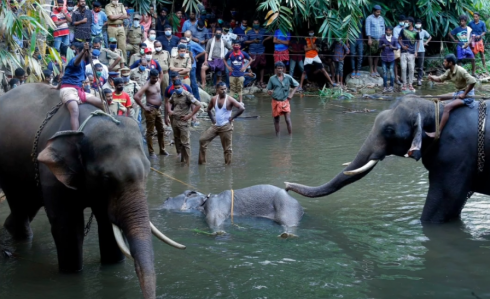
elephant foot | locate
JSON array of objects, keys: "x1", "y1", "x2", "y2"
[
  {"x1": 4, "y1": 215, "x2": 33, "y2": 241},
  {"x1": 212, "y1": 230, "x2": 226, "y2": 236},
  {"x1": 279, "y1": 233, "x2": 298, "y2": 239}
]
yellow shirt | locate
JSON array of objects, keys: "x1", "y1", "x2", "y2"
[{"x1": 105, "y1": 3, "x2": 126, "y2": 25}]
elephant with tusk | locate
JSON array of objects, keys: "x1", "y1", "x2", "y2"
[
  {"x1": 286, "y1": 96, "x2": 490, "y2": 223},
  {"x1": 0, "y1": 84, "x2": 184, "y2": 299}
]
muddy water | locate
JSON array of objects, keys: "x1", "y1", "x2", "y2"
[{"x1": 1, "y1": 85, "x2": 490, "y2": 299}]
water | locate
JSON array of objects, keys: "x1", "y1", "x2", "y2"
[{"x1": 2, "y1": 86, "x2": 490, "y2": 299}]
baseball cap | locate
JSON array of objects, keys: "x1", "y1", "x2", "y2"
[
  {"x1": 109, "y1": 37, "x2": 117, "y2": 43},
  {"x1": 373, "y1": 4, "x2": 382, "y2": 10}
]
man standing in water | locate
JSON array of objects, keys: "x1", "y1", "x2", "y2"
[
  {"x1": 199, "y1": 82, "x2": 245, "y2": 165},
  {"x1": 134, "y1": 69, "x2": 169, "y2": 157},
  {"x1": 266, "y1": 62, "x2": 300, "y2": 136}
]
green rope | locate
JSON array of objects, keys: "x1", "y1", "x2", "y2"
[{"x1": 78, "y1": 110, "x2": 120, "y2": 132}]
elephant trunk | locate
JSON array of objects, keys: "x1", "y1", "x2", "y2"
[
  {"x1": 111, "y1": 187, "x2": 156, "y2": 299},
  {"x1": 285, "y1": 135, "x2": 384, "y2": 198}
]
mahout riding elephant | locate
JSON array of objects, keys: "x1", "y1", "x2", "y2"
[
  {"x1": 0, "y1": 84, "x2": 184, "y2": 299},
  {"x1": 286, "y1": 96, "x2": 490, "y2": 223},
  {"x1": 160, "y1": 185, "x2": 304, "y2": 236}
]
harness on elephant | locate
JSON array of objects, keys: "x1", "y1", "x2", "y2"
[
  {"x1": 31, "y1": 108, "x2": 120, "y2": 236},
  {"x1": 466, "y1": 100, "x2": 487, "y2": 200}
]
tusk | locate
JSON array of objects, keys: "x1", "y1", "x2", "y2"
[
  {"x1": 343, "y1": 160, "x2": 378, "y2": 175},
  {"x1": 342, "y1": 162, "x2": 351, "y2": 166},
  {"x1": 150, "y1": 222, "x2": 186, "y2": 250},
  {"x1": 112, "y1": 224, "x2": 133, "y2": 260}
]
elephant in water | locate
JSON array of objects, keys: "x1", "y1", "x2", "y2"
[
  {"x1": 0, "y1": 84, "x2": 185, "y2": 299},
  {"x1": 286, "y1": 96, "x2": 490, "y2": 223},
  {"x1": 160, "y1": 185, "x2": 304, "y2": 236}
]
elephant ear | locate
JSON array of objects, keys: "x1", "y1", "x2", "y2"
[
  {"x1": 38, "y1": 131, "x2": 85, "y2": 190},
  {"x1": 406, "y1": 113, "x2": 422, "y2": 161}
]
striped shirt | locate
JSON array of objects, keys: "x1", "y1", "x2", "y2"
[
  {"x1": 51, "y1": 9, "x2": 70, "y2": 37},
  {"x1": 365, "y1": 14, "x2": 385, "y2": 40}
]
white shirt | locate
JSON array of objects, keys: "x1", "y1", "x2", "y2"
[{"x1": 85, "y1": 59, "x2": 109, "y2": 80}]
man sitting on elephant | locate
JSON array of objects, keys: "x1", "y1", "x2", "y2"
[
  {"x1": 58, "y1": 41, "x2": 104, "y2": 130},
  {"x1": 426, "y1": 54, "x2": 477, "y2": 138}
]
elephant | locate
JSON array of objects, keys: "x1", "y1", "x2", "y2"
[
  {"x1": 286, "y1": 96, "x2": 490, "y2": 223},
  {"x1": 0, "y1": 84, "x2": 185, "y2": 299},
  {"x1": 160, "y1": 185, "x2": 304, "y2": 236}
]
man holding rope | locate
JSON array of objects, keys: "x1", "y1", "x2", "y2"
[{"x1": 426, "y1": 54, "x2": 477, "y2": 138}]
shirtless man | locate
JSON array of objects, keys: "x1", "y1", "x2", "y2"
[
  {"x1": 165, "y1": 79, "x2": 201, "y2": 165},
  {"x1": 134, "y1": 69, "x2": 169, "y2": 157},
  {"x1": 58, "y1": 42, "x2": 104, "y2": 130},
  {"x1": 199, "y1": 82, "x2": 245, "y2": 165}
]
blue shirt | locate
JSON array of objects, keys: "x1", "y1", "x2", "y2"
[
  {"x1": 164, "y1": 83, "x2": 192, "y2": 98},
  {"x1": 181, "y1": 19, "x2": 198, "y2": 33},
  {"x1": 246, "y1": 28, "x2": 268, "y2": 54},
  {"x1": 417, "y1": 29, "x2": 431, "y2": 52},
  {"x1": 156, "y1": 35, "x2": 180, "y2": 52},
  {"x1": 274, "y1": 29, "x2": 290, "y2": 51},
  {"x1": 468, "y1": 21, "x2": 487, "y2": 41},
  {"x1": 365, "y1": 14, "x2": 385, "y2": 39},
  {"x1": 393, "y1": 24, "x2": 405, "y2": 49},
  {"x1": 91, "y1": 11, "x2": 107, "y2": 36},
  {"x1": 130, "y1": 59, "x2": 162, "y2": 73},
  {"x1": 451, "y1": 26, "x2": 470, "y2": 46},
  {"x1": 188, "y1": 41, "x2": 205, "y2": 68},
  {"x1": 190, "y1": 27, "x2": 211, "y2": 43},
  {"x1": 61, "y1": 57, "x2": 87, "y2": 87},
  {"x1": 224, "y1": 50, "x2": 251, "y2": 77},
  {"x1": 233, "y1": 26, "x2": 249, "y2": 47}
]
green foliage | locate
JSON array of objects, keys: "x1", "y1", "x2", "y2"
[
  {"x1": 127, "y1": 0, "x2": 172, "y2": 15},
  {"x1": 319, "y1": 85, "x2": 354, "y2": 100}
]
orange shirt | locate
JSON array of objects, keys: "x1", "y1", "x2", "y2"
[
  {"x1": 305, "y1": 37, "x2": 318, "y2": 58},
  {"x1": 112, "y1": 91, "x2": 132, "y2": 108}
]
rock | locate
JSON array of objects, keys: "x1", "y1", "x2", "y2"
[
  {"x1": 199, "y1": 88, "x2": 211, "y2": 103},
  {"x1": 346, "y1": 71, "x2": 384, "y2": 88}
]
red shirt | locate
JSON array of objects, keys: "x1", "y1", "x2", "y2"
[
  {"x1": 51, "y1": 8, "x2": 70, "y2": 37},
  {"x1": 112, "y1": 91, "x2": 132, "y2": 108}
]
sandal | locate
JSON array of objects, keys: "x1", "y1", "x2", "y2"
[
  {"x1": 351, "y1": 72, "x2": 356, "y2": 79},
  {"x1": 370, "y1": 72, "x2": 377, "y2": 78},
  {"x1": 375, "y1": 72, "x2": 381, "y2": 78}
]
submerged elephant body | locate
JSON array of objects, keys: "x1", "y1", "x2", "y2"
[
  {"x1": 286, "y1": 96, "x2": 490, "y2": 223},
  {"x1": 0, "y1": 84, "x2": 180, "y2": 298},
  {"x1": 161, "y1": 185, "x2": 304, "y2": 234}
]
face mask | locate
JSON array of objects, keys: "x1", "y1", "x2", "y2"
[
  {"x1": 126, "y1": 9, "x2": 134, "y2": 14},
  {"x1": 155, "y1": 47, "x2": 162, "y2": 52},
  {"x1": 37, "y1": 54, "x2": 42, "y2": 60},
  {"x1": 111, "y1": 0, "x2": 118, "y2": 4},
  {"x1": 230, "y1": 21, "x2": 236, "y2": 27},
  {"x1": 404, "y1": 23, "x2": 409, "y2": 28},
  {"x1": 175, "y1": 87, "x2": 183, "y2": 94},
  {"x1": 186, "y1": 37, "x2": 191, "y2": 42},
  {"x1": 149, "y1": 35, "x2": 156, "y2": 41},
  {"x1": 215, "y1": 34, "x2": 222, "y2": 39},
  {"x1": 83, "y1": 85, "x2": 91, "y2": 92},
  {"x1": 133, "y1": 21, "x2": 140, "y2": 27},
  {"x1": 399, "y1": 22, "x2": 405, "y2": 26},
  {"x1": 140, "y1": 49, "x2": 145, "y2": 54},
  {"x1": 165, "y1": 31, "x2": 171, "y2": 36},
  {"x1": 109, "y1": 44, "x2": 117, "y2": 50},
  {"x1": 415, "y1": 24, "x2": 421, "y2": 29},
  {"x1": 139, "y1": 65, "x2": 146, "y2": 71},
  {"x1": 122, "y1": 76, "x2": 130, "y2": 83},
  {"x1": 231, "y1": 11, "x2": 236, "y2": 15},
  {"x1": 233, "y1": 45, "x2": 240, "y2": 51},
  {"x1": 309, "y1": 32, "x2": 314, "y2": 36},
  {"x1": 145, "y1": 55, "x2": 152, "y2": 60},
  {"x1": 179, "y1": 53, "x2": 186, "y2": 58},
  {"x1": 197, "y1": 27, "x2": 203, "y2": 31},
  {"x1": 67, "y1": 6, "x2": 74, "y2": 11},
  {"x1": 115, "y1": 86, "x2": 123, "y2": 92},
  {"x1": 218, "y1": 19, "x2": 223, "y2": 24},
  {"x1": 241, "y1": 25, "x2": 246, "y2": 30},
  {"x1": 96, "y1": 71, "x2": 102, "y2": 77},
  {"x1": 253, "y1": 24, "x2": 260, "y2": 30}
]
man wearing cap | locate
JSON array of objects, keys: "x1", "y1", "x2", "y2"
[
  {"x1": 85, "y1": 49, "x2": 109, "y2": 80},
  {"x1": 170, "y1": 44, "x2": 192, "y2": 86},
  {"x1": 157, "y1": 24, "x2": 180, "y2": 52},
  {"x1": 121, "y1": 67, "x2": 141, "y2": 121},
  {"x1": 164, "y1": 71, "x2": 192, "y2": 101},
  {"x1": 105, "y1": 0, "x2": 128, "y2": 61},
  {"x1": 182, "y1": 32, "x2": 205, "y2": 101},
  {"x1": 102, "y1": 71, "x2": 119, "y2": 91},
  {"x1": 152, "y1": 40, "x2": 171, "y2": 94},
  {"x1": 266, "y1": 62, "x2": 300, "y2": 136},
  {"x1": 129, "y1": 43, "x2": 147, "y2": 66},
  {"x1": 126, "y1": 13, "x2": 144, "y2": 58},
  {"x1": 71, "y1": 0, "x2": 92, "y2": 42},
  {"x1": 365, "y1": 4, "x2": 385, "y2": 78},
  {"x1": 42, "y1": 69, "x2": 54, "y2": 85},
  {"x1": 130, "y1": 48, "x2": 163, "y2": 76},
  {"x1": 51, "y1": 0, "x2": 72, "y2": 51},
  {"x1": 130, "y1": 58, "x2": 151, "y2": 87},
  {"x1": 91, "y1": 2, "x2": 107, "y2": 41}
]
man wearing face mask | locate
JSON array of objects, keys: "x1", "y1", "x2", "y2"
[
  {"x1": 104, "y1": 37, "x2": 125, "y2": 71},
  {"x1": 130, "y1": 58, "x2": 151, "y2": 87},
  {"x1": 51, "y1": 0, "x2": 72, "y2": 51},
  {"x1": 102, "y1": 71, "x2": 120, "y2": 92},
  {"x1": 121, "y1": 67, "x2": 141, "y2": 120},
  {"x1": 157, "y1": 24, "x2": 180, "y2": 53},
  {"x1": 111, "y1": 77, "x2": 132, "y2": 117},
  {"x1": 126, "y1": 14, "x2": 144, "y2": 58},
  {"x1": 170, "y1": 44, "x2": 192, "y2": 86},
  {"x1": 234, "y1": 19, "x2": 252, "y2": 49},
  {"x1": 130, "y1": 48, "x2": 163, "y2": 76},
  {"x1": 134, "y1": 69, "x2": 171, "y2": 157},
  {"x1": 182, "y1": 32, "x2": 205, "y2": 101},
  {"x1": 393, "y1": 15, "x2": 408, "y2": 85},
  {"x1": 129, "y1": 43, "x2": 147, "y2": 66},
  {"x1": 245, "y1": 19, "x2": 272, "y2": 88},
  {"x1": 202, "y1": 28, "x2": 232, "y2": 88},
  {"x1": 71, "y1": 0, "x2": 92, "y2": 42},
  {"x1": 106, "y1": 0, "x2": 129, "y2": 61},
  {"x1": 182, "y1": 11, "x2": 198, "y2": 33},
  {"x1": 66, "y1": 0, "x2": 76, "y2": 43},
  {"x1": 143, "y1": 29, "x2": 158, "y2": 53},
  {"x1": 91, "y1": 2, "x2": 107, "y2": 41},
  {"x1": 415, "y1": 19, "x2": 431, "y2": 86},
  {"x1": 153, "y1": 40, "x2": 171, "y2": 94},
  {"x1": 85, "y1": 49, "x2": 109, "y2": 80}
]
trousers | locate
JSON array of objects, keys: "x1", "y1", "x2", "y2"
[
  {"x1": 107, "y1": 26, "x2": 127, "y2": 61},
  {"x1": 415, "y1": 52, "x2": 425, "y2": 81},
  {"x1": 400, "y1": 52, "x2": 415, "y2": 85},
  {"x1": 289, "y1": 59, "x2": 304, "y2": 77},
  {"x1": 350, "y1": 40, "x2": 363, "y2": 71},
  {"x1": 190, "y1": 67, "x2": 201, "y2": 100},
  {"x1": 144, "y1": 107, "x2": 165, "y2": 155},
  {"x1": 171, "y1": 118, "x2": 191, "y2": 165},
  {"x1": 382, "y1": 61, "x2": 395, "y2": 87},
  {"x1": 198, "y1": 122, "x2": 233, "y2": 165}
]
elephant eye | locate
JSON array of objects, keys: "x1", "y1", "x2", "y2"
[{"x1": 384, "y1": 125, "x2": 395, "y2": 136}]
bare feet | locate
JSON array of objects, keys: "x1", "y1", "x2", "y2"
[{"x1": 159, "y1": 150, "x2": 170, "y2": 156}]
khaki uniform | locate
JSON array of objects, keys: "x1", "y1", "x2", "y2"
[
  {"x1": 98, "y1": 48, "x2": 121, "y2": 68},
  {"x1": 153, "y1": 50, "x2": 171, "y2": 93},
  {"x1": 169, "y1": 90, "x2": 200, "y2": 165},
  {"x1": 123, "y1": 80, "x2": 141, "y2": 120},
  {"x1": 170, "y1": 56, "x2": 192, "y2": 86},
  {"x1": 105, "y1": 3, "x2": 127, "y2": 61},
  {"x1": 110, "y1": 49, "x2": 125, "y2": 71},
  {"x1": 130, "y1": 68, "x2": 150, "y2": 87},
  {"x1": 108, "y1": 101, "x2": 127, "y2": 116},
  {"x1": 126, "y1": 25, "x2": 143, "y2": 56},
  {"x1": 129, "y1": 53, "x2": 142, "y2": 66}
]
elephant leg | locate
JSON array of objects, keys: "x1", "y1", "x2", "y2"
[
  {"x1": 205, "y1": 211, "x2": 227, "y2": 234},
  {"x1": 421, "y1": 169, "x2": 473, "y2": 223},
  {"x1": 93, "y1": 210, "x2": 124, "y2": 264}
]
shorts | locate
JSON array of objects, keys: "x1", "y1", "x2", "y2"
[
  {"x1": 471, "y1": 39, "x2": 485, "y2": 54},
  {"x1": 271, "y1": 99, "x2": 291, "y2": 117},
  {"x1": 60, "y1": 87, "x2": 82, "y2": 104},
  {"x1": 229, "y1": 76, "x2": 244, "y2": 96},
  {"x1": 304, "y1": 55, "x2": 323, "y2": 66},
  {"x1": 369, "y1": 39, "x2": 381, "y2": 55},
  {"x1": 455, "y1": 89, "x2": 475, "y2": 108},
  {"x1": 394, "y1": 49, "x2": 401, "y2": 60},
  {"x1": 250, "y1": 53, "x2": 267, "y2": 68},
  {"x1": 274, "y1": 49, "x2": 289, "y2": 63},
  {"x1": 456, "y1": 46, "x2": 475, "y2": 60}
]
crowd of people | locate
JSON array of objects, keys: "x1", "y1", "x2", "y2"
[{"x1": 2, "y1": 1, "x2": 488, "y2": 165}]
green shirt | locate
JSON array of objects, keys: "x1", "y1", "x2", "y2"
[
  {"x1": 266, "y1": 74, "x2": 299, "y2": 101},
  {"x1": 436, "y1": 65, "x2": 477, "y2": 91}
]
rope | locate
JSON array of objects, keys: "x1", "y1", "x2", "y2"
[
  {"x1": 230, "y1": 189, "x2": 234, "y2": 224},
  {"x1": 78, "y1": 110, "x2": 120, "y2": 132},
  {"x1": 150, "y1": 167, "x2": 203, "y2": 193}
]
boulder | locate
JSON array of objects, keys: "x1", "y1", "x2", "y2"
[
  {"x1": 345, "y1": 70, "x2": 384, "y2": 88},
  {"x1": 199, "y1": 88, "x2": 211, "y2": 103}
]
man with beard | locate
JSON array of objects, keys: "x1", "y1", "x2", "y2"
[
  {"x1": 71, "y1": 0, "x2": 92, "y2": 42},
  {"x1": 426, "y1": 54, "x2": 477, "y2": 138},
  {"x1": 182, "y1": 11, "x2": 198, "y2": 33}
]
